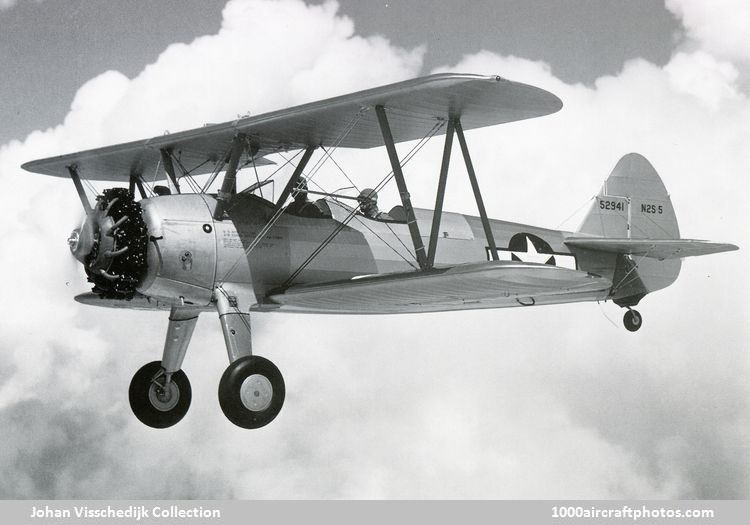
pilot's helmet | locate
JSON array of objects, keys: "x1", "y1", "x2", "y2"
[{"x1": 357, "y1": 188, "x2": 378, "y2": 203}]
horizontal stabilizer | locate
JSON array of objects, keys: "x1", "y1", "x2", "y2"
[
  {"x1": 265, "y1": 261, "x2": 610, "y2": 314},
  {"x1": 565, "y1": 237, "x2": 738, "y2": 260}
]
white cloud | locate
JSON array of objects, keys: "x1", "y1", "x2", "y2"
[
  {"x1": 667, "y1": 0, "x2": 750, "y2": 65},
  {"x1": 0, "y1": 0, "x2": 748, "y2": 499},
  {"x1": 664, "y1": 51, "x2": 741, "y2": 109},
  {"x1": 0, "y1": 0, "x2": 44, "y2": 11}
]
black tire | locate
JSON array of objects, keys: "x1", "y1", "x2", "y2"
[
  {"x1": 129, "y1": 361, "x2": 191, "y2": 428},
  {"x1": 623, "y1": 310, "x2": 643, "y2": 332},
  {"x1": 218, "y1": 356, "x2": 285, "y2": 429}
]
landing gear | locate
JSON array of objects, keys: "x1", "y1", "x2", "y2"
[
  {"x1": 129, "y1": 361, "x2": 191, "y2": 428},
  {"x1": 623, "y1": 309, "x2": 642, "y2": 332},
  {"x1": 127, "y1": 289, "x2": 286, "y2": 429},
  {"x1": 129, "y1": 307, "x2": 200, "y2": 428},
  {"x1": 215, "y1": 287, "x2": 285, "y2": 428},
  {"x1": 218, "y1": 355, "x2": 285, "y2": 428},
  {"x1": 216, "y1": 288, "x2": 286, "y2": 428}
]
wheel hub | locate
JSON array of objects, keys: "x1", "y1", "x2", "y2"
[
  {"x1": 240, "y1": 374, "x2": 273, "y2": 412},
  {"x1": 148, "y1": 380, "x2": 180, "y2": 412}
]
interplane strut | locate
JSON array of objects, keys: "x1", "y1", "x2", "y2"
[
  {"x1": 455, "y1": 119, "x2": 499, "y2": 260},
  {"x1": 375, "y1": 105, "x2": 430, "y2": 270},
  {"x1": 427, "y1": 118, "x2": 455, "y2": 267}
]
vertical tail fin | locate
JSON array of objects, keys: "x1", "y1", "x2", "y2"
[
  {"x1": 575, "y1": 153, "x2": 681, "y2": 306},
  {"x1": 578, "y1": 153, "x2": 680, "y2": 240}
]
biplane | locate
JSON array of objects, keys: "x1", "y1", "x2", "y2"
[{"x1": 23, "y1": 73, "x2": 737, "y2": 429}]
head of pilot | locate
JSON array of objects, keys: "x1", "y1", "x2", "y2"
[{"x1": 357, "y1": 188, "x2": 378, "y2": 217}]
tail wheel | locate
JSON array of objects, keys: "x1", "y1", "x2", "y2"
[
  {"x1": 219, "y1": 356, "x2": 285, "y2": 429},
  {"x1": 129, "y1": 361, "x2": 191, "y2": 428},
  {"x1": 84, "y1": 188, "x2": 149, "y2": 300},
  {"x1": 623, "y1": 309, "x2": 643, "y2": 332}
]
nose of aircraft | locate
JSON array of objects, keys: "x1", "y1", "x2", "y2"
[{"x1": 68, "y1": 188, "x2": 150, "y2": 299}]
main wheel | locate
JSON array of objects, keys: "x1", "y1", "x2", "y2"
[
  {"x1": 218, "y1": 355, "x2": 285, "y2": 429},
  {"x1": 623, "y1": 309, "x2": 643, "y2": 332},
  {"x1": 129, "y1": 361, "x2": 191, "y2": 428}
]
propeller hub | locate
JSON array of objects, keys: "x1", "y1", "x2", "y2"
[{"x1": 67, "y1": 229, "x2": 80, "y2": 251}]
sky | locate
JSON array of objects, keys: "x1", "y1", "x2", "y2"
[{"x1": 0, "y1": 0, "x2": 748, "y2": 500}]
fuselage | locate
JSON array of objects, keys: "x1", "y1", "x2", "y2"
[
  {"x1": 127, "y1": 192, "x2": 601, "y2": 311},
  {"x1": 73, "y1": 188, "x2": 685, "y2": 314}
]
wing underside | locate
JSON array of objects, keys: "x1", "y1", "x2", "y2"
[
  {"x1": 264, "y1": 261, "x2": 611, "y2": 314},
  {"x1": 22, "y1": 73, "x2": 562, "y2": 181}
]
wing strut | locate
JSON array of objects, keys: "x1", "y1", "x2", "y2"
[
  {"x1": 455, "y1": 119, "x2": 499, "y2": 260},
  {"x1": 427, "y1": 118, "x2": 455, "y2": 266},
  {"x1": 129, "y1": 174, "x2": 148, "y2": 199},
  {"x1": 375, "y1": 105, "x2": 430, "y2": 270},
  {"x1": 160, "y1": 149, "x2": 181, "y2": 194},
  {"x1": 67, "y1": 165, "x2": 92, "y2": 214},
  {"x1": 214, "y1": 134, "x2": 247, "y2": 220},
  {"x1": 272, "y1": 146, "x2": 316, "y2": 215}
]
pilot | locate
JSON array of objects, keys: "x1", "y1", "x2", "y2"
[
  {"x1": 286, "y1": 177, "x2": 328, "y2": 218},
  {"x1": 357, "y1": 188, "x2": 392, "y2": 220},
  {"x1": 285, "y1": 177, "x2": 310, "y2": 215}
]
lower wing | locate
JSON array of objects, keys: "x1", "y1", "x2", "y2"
[{"x1": 264, "y1": 261, "x2": 612, "y2": 314}]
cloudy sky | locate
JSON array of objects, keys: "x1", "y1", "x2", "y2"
[{"x1": 0, "y1": 0, "x2": 748, "y2": 499}]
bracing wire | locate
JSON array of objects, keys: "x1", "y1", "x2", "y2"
[
  {"x1": 611, "y1": 250, "x2": 654, "y2": 293},
  {"x1": 256, "y1": 149, "x2": 304, "y2": 185},
  {"x1": 200, "y1": 142, "x2": 234, "y2": 193},
  {"x1": 320, "y1": 145, "x2": 360, "y2": 194},
  {"x1": 281, "y1": 207, "x2": 362, "y2": 287},
  {"x1": 305, "y1": 108, "x2": 368, "y2": 182},
  {"x1": 281, "y1": 119, "x2": 445, "y2": 285},
  {"x1": 597, "y1": 301, "x2": 620, "y2": 328},
  {"x1": 221, "y1": 112, "x2": 442, "y2": 286},
  {"x1": 219, "y1": 110, "x2": 368, "y2": 283},
  {"x1": 82, "y1": 177, "x2": 98, "y2": 199},
  {"x1": 351, "y1": 215, "x2": 418, "y2": 270},
  {"x1": 172, "y1": 155, "x2": 207, "y2": 194},
  {"x1": 555, "y1": 195, "x2": 596, "y2": 230}
]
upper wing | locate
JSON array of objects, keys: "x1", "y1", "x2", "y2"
[
  {"x1": 263, "y1": 261, "x2": 610, "y2": 314},
  {"x1": 564, "y1": 237, "x2": 739, "y2": 259},
  {"x1": 22, "y1": 73, "x2": 562, "y2": 181}
]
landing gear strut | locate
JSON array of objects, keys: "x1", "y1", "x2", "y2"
[
  {"x1": 623, "y1": 308, "x2": 643, "y2": 332},
  {"x1": 215, "y1": 288, "x2": 285, "y2": 428}
]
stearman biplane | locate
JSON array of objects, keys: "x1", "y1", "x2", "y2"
[{"x1": 23, "y1": 73, "x2": 738, "y2": 429}]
